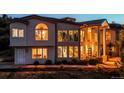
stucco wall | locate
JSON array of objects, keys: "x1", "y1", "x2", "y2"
[
  {"x1": 10, "y1": 22, "x2": 27, "y2": 46},
  {"x1": 27, "y1": 19, "x2": 56, "y2": 46},
  {"x1": 10, "y1": 19, "x2": 56, "y2": 47},
  {"x1": 15, "y1": 47, "x2": 55, "y2": 64}
]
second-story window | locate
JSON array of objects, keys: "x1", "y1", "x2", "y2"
[
  {"x1": 58, "y1": 30, "x2": 68, "y2": 42},
  {"x1": 58, "y1": 30, "x2": 79, "y2": 42},
  {"x1": 12, "y1": 28, "x2": 24, "y2": 38},
  {"x1": 69, "y1": 30, "x2": 79, "y2": 42},
  {"x1": 35, "y1": 23, "x2": 48, "y2": 41}
]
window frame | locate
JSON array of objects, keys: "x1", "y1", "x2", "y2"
[
  {"x1": 35, "y1": 23, "x2": 48, "y2": 41},
  {"x1": 69, "y1": 46, "x2": 79, "y2": 58},
  {"x1": 12, "y1": 28, "x2": 24, "y2": 38},
  {"x1": 32, "y1": 48, "x2": 48, "y2": 59},
  {"x1": 57, "y1": 46, "x2": 68, "y2": 58}
]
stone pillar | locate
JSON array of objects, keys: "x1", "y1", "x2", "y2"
[
  {"x1": 97, "y1": 27, "x2": 100, "y2": 58},
  {"x1": 102, "y1": 28, "x2": 107, "y2": 62}
]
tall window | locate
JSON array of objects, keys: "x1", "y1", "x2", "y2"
[
  {"x1": 69, "y1": 30, "x2": 79, "y2": 42},
  {"x1": 35, "y1": 23, "x2": 48, "y2": 40},
  {"x1": 58, "y1": 30, "x2": 79, "y2": 42},
  {"x1": 32, "y1": 48, "x2": 48, "y2": 59},
  {"x1": 12, "y1": 28, "x2": 24, "y2": 37},
  {"x1": 80, "y1": 30, "x2": 85, "y2": 42},
  {"x1": 69, "y1": 30, "x2": 74, "y2": 41},
  {"x1": 69, "y1": 46, "x2": 78, "y2": 58},
  {"x1": 58, "y1": 46, "x2": 67, "y2": 58},
  {"x1": 106, "y1": 31, "x2": 111, "y2": 41},
  {"x1": 58, "y1": 30, "x2": 68, "y2": 42},
  {"x1": 74, "y1": 30, "x2": 79, "y2": 41},
  {"x1": 88, "y1": 28, "x2": 92, "y2": 41}
]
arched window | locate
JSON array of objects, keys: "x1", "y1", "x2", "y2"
[{"x1": 35, "y1": 23, "x2": 48, "y2": 40}]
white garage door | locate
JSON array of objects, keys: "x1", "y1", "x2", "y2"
[{"x1": 15, "y1": 49, "x2": 26, "y2": 64}]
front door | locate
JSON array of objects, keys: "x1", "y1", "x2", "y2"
[{"x1": 16, "y1": 49, "x2": 26, "y2": 64}]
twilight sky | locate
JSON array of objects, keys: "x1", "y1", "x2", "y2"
[{"x1": 7, "y1": 14, "x2": 124, "y2": 24}]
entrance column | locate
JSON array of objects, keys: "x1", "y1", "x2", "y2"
[
  {"x1": 97, "y1": 27, "x2": 100, "y2": 58},
  {"x1": 102, "y1": 28, "x2": 107, "y2": 62}
]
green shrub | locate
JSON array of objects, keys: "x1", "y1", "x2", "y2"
[
  {"x1": 55, "y1": 60, "x2": 62, "y2": 65},
  {"x1": 78, "y1": 60, "x2": 88, "y2": 65},
  {"x1": 120, "y1": 53, "x2": 124, "y2": 62},
  {"x1": 88, "y1": 59, "x2": 99, "y2": 65},
  {"x1": 45, "y1": 60, "x2": 52, "y2": 65},
  {"x1": 62, "y1": 60, "x2": 68, "y2": 64},
  {"x1": 33, "y1": 61, "x2": 40, "y2": 65},
  {"x1": 71, "y1": 59, "x2": 78, "y2": 65}
]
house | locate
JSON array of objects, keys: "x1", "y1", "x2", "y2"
[{"x1": 10, "y1": 15, "x2": 120, "y2": 64}]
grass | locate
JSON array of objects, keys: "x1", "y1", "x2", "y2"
[{"x1": 0, "y1": 70, "x2": 121, "y2": 79}]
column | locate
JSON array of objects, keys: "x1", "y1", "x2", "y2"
[
  {"x1": 102, "y1": 28, "x2": 107, "y2": 62},
  {"x1": 97, "y1": 27, "x2": 100, "y2": 58}
]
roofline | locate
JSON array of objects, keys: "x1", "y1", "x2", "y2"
[{"x1": 11, "y1": 15, "x2": 79, "y2": 26}]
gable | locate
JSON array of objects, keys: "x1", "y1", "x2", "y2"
[{"x1": 101, "y1": 20, "x2": 109, "y2": 28}]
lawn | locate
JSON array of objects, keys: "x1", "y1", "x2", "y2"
[{"x1": 0, "y1": 70, "x2": 121, "y2": 79}]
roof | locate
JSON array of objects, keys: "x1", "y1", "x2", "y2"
[
  {"x1": 11, "y1": 15, "x2": 111, "y2": 27},
  {"x1": 11, "y1": 15, "x2": 79, "y2": 25},
  {"x1": 78, "y1": 19, "x2": 107, "y2": 26},
  {"x1": 109, "y1": 23, "x2": 123, "y2": 29}
]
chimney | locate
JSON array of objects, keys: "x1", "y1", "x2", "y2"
[{"x1": 61, "y1": 17, "x2": 76, "y2": 22}]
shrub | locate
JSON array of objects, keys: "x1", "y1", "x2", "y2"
[
  {"x1": 71, "y1": 59, "x2": 78, "y2": 65},
  {"x1": 120, "y1": 53, "x2": 124, "y2": 62},
  {"x1": 78, "y1": 60, "x2": 88, "y2": 65},
  {"x1": 33, "y1": 60, "x2": 40, "y2": 65},
  {"x1": 62, "y1": 60, "x2": 68, "y2": 64},
  {"x1": 55, "y1": 60, "x2": 62, "y2": 65},
  {"x1": 88, "y1": 59, "x2": 99, "y2": 65},
  {"x1": 45, "y1": 60, "x2": 52, "y2": 65}
]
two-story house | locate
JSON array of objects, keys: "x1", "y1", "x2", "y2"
[{"x1": 10, "y1": 15, "x2": 118, "y2": 64}]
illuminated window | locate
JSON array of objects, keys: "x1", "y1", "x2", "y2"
[
  {"x1": 32, "y1": 48, "x2": 48, "y2": 59},
  {"x1": 69, "y1": 30, "x2": 79, "y2": 42},
  {"x1": 69, "y1": 46, "x2": 74, "y2": 58},
  {"x1": 69, "y1": 30, "x2": 74, "y2": 41},
  {"x1": 35, "y1": 23, "x2": 48, "y2": 40},
  {"x1": 106, "y1": 31, "x2": 111, "y2": 41},
  {"x1": 19, "y1": 29, "x2": 24, "y2": 37},
  {"x1": 88, "y1": 28, "x2": 92, "y2": 41},
  {"x1": 74, "y1": 30, "x2": 79, "y2": 41},
  {"x1": 74, "y1": 46, "x2": 78, "y2": 58},
  {"x1": 43, "y1": 48, "x2": 48, "y2": 59},
  {"x1": 12, "y1": 29, "x2": 18, "y2": 37},
  {"x1": 63, "y1": 30, "x2": 68, "y2": 42},
  {"x1": 63, "y1": 46, "x2": 67, "y2": 58},
  {"x1": 58, "y1": 46, "x2": 67, "y2": 58},
  {"x1": 69, "y1": 46, "x2": 78, "y2": 58},
  {"x1": 58, "y1": 46, "x2": 62, "y2": 58},
  {"x1": 12, "y1": 28, "x2": 24, "y2": 37},
  {"x1": 58, "y1": 30, "x2": 68, "y2": 42},
  {"x1": 120, "y1": 31, "x2": 124, "y2": 41},
  {"x1": 80, "y1": 30, "x2": 85, "y2": 42}
]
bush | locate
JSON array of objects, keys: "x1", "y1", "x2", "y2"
[
  {"x1": 88, "y1": 59, "x2": 99, "y2": 65},
  {"x1": 55, "y1": 60, "x2": 62, "y2": 65},
  {"x1": 62, "y1": 60, "x2": 68, "y2": 64},
  {"x1": 78, "y1": 60, "x2": 88, "y2": 65},
  {"x1": 45, "y1": 60, "x2": 52, "y2": 65},
  {"x1": 33, "y1": 60, "x2": 40, "y2": 65},
  {"x1": 120, "y1": 53, "x2": 124, "y2": 62},
  {"x1": 71, "y1": 59, "x2": 78, "y2": 65}
]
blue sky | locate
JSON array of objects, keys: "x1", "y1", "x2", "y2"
[{"x1": 7, "y1": 14, "x2": 124, "y2": 24}]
